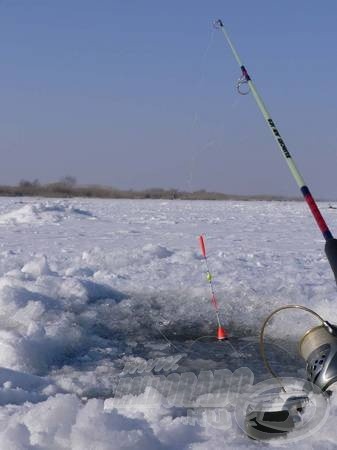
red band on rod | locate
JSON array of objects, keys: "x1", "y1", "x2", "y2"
[{"x1": 304, "y1": 194, "x2": 329, "y2": 234}]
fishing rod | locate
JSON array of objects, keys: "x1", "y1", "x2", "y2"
[{"x1": 214, "y1": 19, "x2": 337, "y2": 284}]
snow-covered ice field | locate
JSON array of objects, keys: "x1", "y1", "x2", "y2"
[{"x1": 0, "y1": 197, "x2": 336, "y2": 449}]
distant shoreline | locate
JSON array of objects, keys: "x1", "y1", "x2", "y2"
[{"x1": 0, "y1": 182, "x2": 319, "y2": 201}]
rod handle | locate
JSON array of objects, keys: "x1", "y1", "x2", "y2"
[{"x1": 325, "y1": 238, "x2": 337, "y2": 285}]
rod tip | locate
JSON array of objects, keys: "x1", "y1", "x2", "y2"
[{"x1": 213, "y1": 19, "x2": 224, "y2": 29}]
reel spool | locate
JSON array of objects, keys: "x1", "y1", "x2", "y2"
[{"x1": 300, "y1": 323, "x2": 337, "y2": 391}]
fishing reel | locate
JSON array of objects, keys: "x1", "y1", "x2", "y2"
[
  {"x1": 244, "y1": 305, "x2": 337, "y2": 440},
  {"x1": 260, "y1": 305, "x2": 337, "y2": 392},
  {"x1": 300, "y1": 318, "x2": 337, "y2": 391}
]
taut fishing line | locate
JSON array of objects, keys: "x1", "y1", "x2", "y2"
[{"x1": 185, "y1": 27, "x2": 230, "y2": 194}]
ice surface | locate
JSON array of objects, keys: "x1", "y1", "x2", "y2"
[
  {"x1": 0, "y1": 198, "x2": 336, "y2": 448},
  {"x1": 0, "y1": 201, "x2": 95, "y2": 225}
]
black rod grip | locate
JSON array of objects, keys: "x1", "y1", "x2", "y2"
[{"x1": 325, "y1": 239, "x2": 337, "y2": 284}]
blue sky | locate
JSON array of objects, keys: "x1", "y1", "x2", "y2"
[{"x1": 1, "y1": 0, "x2": 336, "y2": 197}]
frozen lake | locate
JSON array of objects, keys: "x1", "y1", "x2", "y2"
[{"x1": 0, "y1": 197, "x2": 336, "y2": 448}]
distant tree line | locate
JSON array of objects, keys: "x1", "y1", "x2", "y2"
[{"x1": 0, "y1": 177, "x2": 301, "y2": 201}]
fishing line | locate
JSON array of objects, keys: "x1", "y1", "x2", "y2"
[
  {"x1": 154, "y1": 324, "x2": 182, "y2": 353},
  {"x1": 213, "y1": 19, "x2": 337, "y2": 285},
  {"x1": 187, "y1": 334, "x2": 239, "y2": 355},
  {"x1": 185, "y1": 27, "x2": 222, "y2": 193}
]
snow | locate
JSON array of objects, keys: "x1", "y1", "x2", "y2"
[
  {"x1": 0, "y1": 197, "x2": 336, "y2": 448},
  {"x1": 0, "y1": 201, "x2": 95, "y2": 225}
]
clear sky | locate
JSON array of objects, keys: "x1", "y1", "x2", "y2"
[{"x1": 1, "y1": 0, "x2": 336, "y2": 197}]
